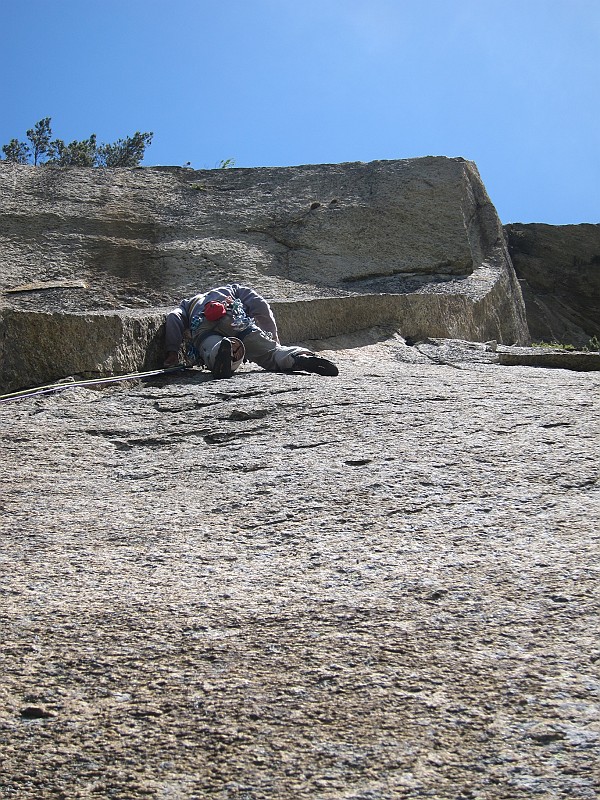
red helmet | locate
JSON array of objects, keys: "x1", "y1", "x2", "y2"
[{"x1": 203, "y1": 301, "x2": 227, "y2": 321}]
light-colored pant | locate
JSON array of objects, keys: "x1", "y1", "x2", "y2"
[{"x1": 193, "y1": 314, "x2": 309, "y2": 373}]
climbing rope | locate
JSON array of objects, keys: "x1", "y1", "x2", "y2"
[{"x1": 0, "y1": 365, "x2": 189, "y2": 405}]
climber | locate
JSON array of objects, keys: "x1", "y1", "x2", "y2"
[{"x1": 164, "y1": 284, "x2": 338, "y2": 379}]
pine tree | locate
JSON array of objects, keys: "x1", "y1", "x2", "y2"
[
  {"x1": 26, "y1": 117, "x2": 52, "y2": 165},
  {"x1": 47, "y1": 135, "x2": 98, "y2": 167},
  {"x1": 95, "y1": 131, "x2": 154, "y2": 167},
  {"x1": 1, "y1": 138, "x2": 30, "y2": 163}
]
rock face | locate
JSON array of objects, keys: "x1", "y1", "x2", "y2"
[
  {"x1": 1, "y1": 340, "x2": 599, "y2": 798},
  {"x1": 0, "y1": 157, "x2": 529, "y2": 391},
  {"x1": 506, "y1": 223, "x2": 600, "y2": 347}
]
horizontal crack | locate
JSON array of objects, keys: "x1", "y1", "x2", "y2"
[{"x1": 284, "y1": 440, "x2": 337, "y2": 450}]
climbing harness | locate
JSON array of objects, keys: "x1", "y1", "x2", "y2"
[
  {"x1": 187, "y1": 296, "x2": 256, "y2": 366},
  {"x1": 0, "y1": 365, "x2": 188, "y2": 405}
]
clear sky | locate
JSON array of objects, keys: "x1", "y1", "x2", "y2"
[{"x1": 1, "y1": 0, "x2": 598, "y2": 224}]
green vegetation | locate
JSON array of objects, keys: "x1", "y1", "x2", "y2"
[
  {"x1": 531, "y1": 341, "x2": 576, "y2": 351},
  {"x1": 586, "y1": 335, "x2": 600, "y2": 352},
  {"x1": 96, "y1": 132, "x2": 154, "y2": 167},
  {"x1": 1, "y1": 118, "x2": 153, "y2": 167},
  {"x1": 531, "y1": 336, "x2": 600, "y2": 352}
]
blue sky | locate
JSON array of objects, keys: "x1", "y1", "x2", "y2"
[{"x1": 1, "y1": 0, "x2": 598, "y2": 224}]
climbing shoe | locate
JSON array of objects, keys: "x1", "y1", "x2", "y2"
[
  {"x1": 211, "y1": 338, "x2": 233, "y2": 379},
  {"x1": 293, "y1": 354, "x2": 339, "y2": 377}
]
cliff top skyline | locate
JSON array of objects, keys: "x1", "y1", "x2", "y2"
[{"x1": 2, "y1": 0, "x2": 598, "y2": 226}]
